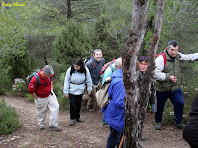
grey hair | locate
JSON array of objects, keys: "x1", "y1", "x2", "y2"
[
  {"x1": 167, "y1": 40, "x2": 179, "y2": 48},
  {"x1": 93, "y1": 49, "x2": 102, "y2": 55},
  {"x1": 115, "y1": 58, "x2": 122, "y2": 67},
  {"x1": 42, "y1": 65, "x2": 54, "y2": 75}
]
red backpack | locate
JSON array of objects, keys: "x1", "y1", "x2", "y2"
[
  {"x1": 155, "y1": 52, "x2": 166, "y2": 67},
  {"x1": 100, "y1": 59, "x2": 117, "y2": 75}
]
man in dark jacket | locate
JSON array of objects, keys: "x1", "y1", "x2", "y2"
[
  {"x1": 84, "y1": 49, "x2": 105, "y2": 111},
  {"x1": 183, "y1": 94, "x2": 198, "y2": 148},
  {"x1": 102, "y1": 66, "x2": 125, "y2": 147},
  {"x1": 154, "y1": 40, "x2": 198, "y2": 130}
]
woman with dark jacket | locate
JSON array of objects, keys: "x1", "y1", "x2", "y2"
[
  {"x1": 137, "y1": 56, "x2": 156, "y2": 141},
  {"x1": 183, "y1": 94, "x2": 198, "y2": 148},
  {"x1": 63, "y1": 58, "x2": 92, "y2": 126}
]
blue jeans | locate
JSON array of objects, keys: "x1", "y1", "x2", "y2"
[
  {"x1": 155, "y1": 88, "x2": 184, "y2": 124},
  {"x1": 106, "y1": 126, "x2": 123, "y2": 148}
]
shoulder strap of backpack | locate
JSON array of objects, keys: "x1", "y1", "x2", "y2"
[
  {"x1": 33, "y1": 72, "x2": 40, "y2": 86},
  {"x1": 156, "y1": 52, "x2": 166, "y2": 67},
  {"x1": 91, "y1": 58, "x2": 93, "y2": 68},
  {"x1": 161, "y1": 53, "x2": 166, "y2": 67}
]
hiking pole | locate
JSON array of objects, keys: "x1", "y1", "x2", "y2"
[{"x1": 118, "y1": 135, "x2": 124, "y2": 148}]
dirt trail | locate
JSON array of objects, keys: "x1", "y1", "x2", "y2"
[{"x1": 0, "y1": 96, "x2": 190, "y2": 148}]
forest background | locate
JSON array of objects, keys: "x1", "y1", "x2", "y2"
[{"x1": 0, "y1": 0, "x2": 198, "y2": 124}]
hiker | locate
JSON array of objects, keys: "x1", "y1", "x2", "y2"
[
  {"x1": 83, "y1": 49, "x2": 105, "y2": 111},
  {"x1": 154, "y1": 40, "x2": 198, "y2": 130},
  {"x1": 101, "y1": 58, "x2": 122, "y2": 127},
  {"x1": 102, "y1": 61, "x2": 125, "y2": 148},
  {"x1": 183, "y1": 94, "x2": 198, "y2": 148},
  {"x1": 28, "y1": 65, "x2": 61, "y2": 131},
  {"x1": 63, "y1": 58, "x2": 92, "y2": 126},
  {"x1": 137, "y1": 56, "x2": 156, "y2": 141}
]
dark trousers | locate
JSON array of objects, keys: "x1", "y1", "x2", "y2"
[
  {"x1": 106, "y1": 126, "x2": 123, "y2": 148},
  {"x1": 69, "y1": 94, "x2": 82, "y2": 120},
  {"x1": 183, "y1": 125, "x2": 198, "y2": 148},
  {"x1": 155, "y1": 88, "x2": 184, "y2": 124}
]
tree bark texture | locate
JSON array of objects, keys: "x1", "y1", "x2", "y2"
[
  {"x1": 67, "y1": 0, "x2": 72, "y2": 19},
  {"x1": 138, "y1": 0, "x2": 165, "y2": 141},
  {"x1": 122, "y1": 0, "x2": 149, "y2": 147}
]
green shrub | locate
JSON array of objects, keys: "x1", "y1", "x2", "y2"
[
  {"x1": 25, "y1": 93, "x2": 35, "y2": 102},
  {"x1": 54, "y1": 72, "x2": 70, "y2": 111},
  {"x1": 0, "y1": 99, "x2": 21, "y2": 135},
  {"x1": 0, "y1": 70, "x2": 12, "y2": 95}
]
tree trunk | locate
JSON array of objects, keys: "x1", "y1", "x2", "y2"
[
  {"x1": 138, "y1": 0, "x2": 165, "y2": 142},
  {"x1": 42, "y1": 34, "x2": 48, "y2": 65},
  {"x1": 123, "y1": 0, "x2": 164, "y2": 147},
  {"x1": 67, "y1": 0, "x2": 72, "y2": 19},
  {"x1": 147, "y1": 0, "x2": 165, "y2": 86},
  {"x1": 122, "y1": 0, "x2": 149, "y2": 147}
]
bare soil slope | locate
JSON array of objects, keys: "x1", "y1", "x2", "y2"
[{"x1": 0, "y1": 96, "x2": 190, "y2": 148}]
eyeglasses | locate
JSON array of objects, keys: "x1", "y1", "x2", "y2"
[{"x1": 140, "y1": 62, "x2": 148, "y2": 66}]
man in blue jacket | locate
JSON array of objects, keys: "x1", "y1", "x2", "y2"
[{"x1": 102, "y1": 65, "x2": 125, "y2": 147}]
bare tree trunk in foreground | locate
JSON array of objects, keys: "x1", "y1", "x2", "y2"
[
  {"x1": 122, "y1": 0, "x2": 149, "y2": 147},
  {"x1": 122, "y1": 0, "x2": 165, "y2": 147}
]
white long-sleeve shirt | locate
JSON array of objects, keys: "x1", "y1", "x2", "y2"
[{"x1": 154, "y1": 52, "x2": 198, "y2": 81}]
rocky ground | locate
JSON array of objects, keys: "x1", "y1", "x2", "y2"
[{"x1": 0, "y1": 96, "x2": 190, "y2": 148}]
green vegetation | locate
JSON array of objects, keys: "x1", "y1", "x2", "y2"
[
  {"x1": 0, "y1": 99, "x2": 21, "y2": 134},
  {"x1": 0, "y1": 0, "x2": 197, "y2": 124}
]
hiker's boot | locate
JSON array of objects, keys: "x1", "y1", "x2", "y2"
[
  {"x1": 174, "y1": 123, "x2": 185, "y2": 129},
  {"x1": 39, "y1": 126, "x2": 45, "y2": 130},
  {"x1": 48, "y1": 125, "x2": 62, "y2": 131},
  {"x1": 70, "y1": 119, "x2": 75, "y2": 126},
  {"x1": 139, "y1": 136, "x2": 146, "y2": 141},
  {"x1": 155, "y1": 122, "x2": 161, "y2": 130},
  {"x1": 76, "y1": 118, "x2": 84, "y2": 123},
  {"x1": 88, "y1": 108, "x2": 95, "y2": 112}
]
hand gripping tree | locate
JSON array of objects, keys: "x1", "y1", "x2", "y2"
[{"x1": 122, "y1": 0, "x2": 165, "y2": 147}]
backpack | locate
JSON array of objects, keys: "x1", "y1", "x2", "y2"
[
  {"x1": 27, "y1": 71, "x2": 51, "y2": 90},
  {"x1": 27, "y1": 71, "x2": 40, "y2": 89},
  {"x1": 84, "y1": 56, "x2": 93, "y2": 67},
  {"x1": 100, "y1": 59, "x2": 116, "y2": 75},
  {"x1": 155, "y1": 52, "x2": 166, "y2": 67},
  {"x1": 96, "y1": 77, "x2": 112, "y2": 109}
]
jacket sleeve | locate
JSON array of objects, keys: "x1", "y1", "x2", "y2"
[
  {"x1": 63, "y1": 67, "x2": 71, "y2": 95},
  {"x1": 149, "y1": 82, "x2": 156, "y2": 104},
  {"x1": 154, "y1": 55, "x2": 170, "y2": 81},
  {"x1": 85, "y1": 66, "x2": 92, "y2": 92},
  {"x1": 179, "y1": 52, "x2": 198, "y2": 61},
  {"x1": 28, "y1": 76, "x2": 37, "y2": 94}
]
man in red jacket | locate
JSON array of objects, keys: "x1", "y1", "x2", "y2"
[{"x1": 28, "y1": 65, "x2": 61, "y2": 131}]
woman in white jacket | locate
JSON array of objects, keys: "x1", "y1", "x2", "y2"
[{"x1": 63, "y1": 58, "x2": 92, "y2": 126}]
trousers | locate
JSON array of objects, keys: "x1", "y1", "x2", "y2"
[
  {"x1": 35, "y1": 92, "x2": 59, "y2": 128},
  {"x1": 69, "y1": 93, "x2": 82, "y2": 120},
  {"x1": 155, "y1": 88, "x2": 184, "y2": 124},
  {"x1": 106, "y1": 126, "x2": 123, "y2": 148}
]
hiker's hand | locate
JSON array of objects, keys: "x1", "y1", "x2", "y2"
[
  {"x1": 170, "y1": 75, "x2": 177, "y2": 83},
  {"x1": 64, "y1": 94, "x2": 69, "y2": 98},
  {"x1": 87, "y1": 92, "x2": 91, "y2": 95}
]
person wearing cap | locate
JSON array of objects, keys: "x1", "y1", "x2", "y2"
[{"x1": 28, "y1": 65, "x2": 61, "y2": 131}]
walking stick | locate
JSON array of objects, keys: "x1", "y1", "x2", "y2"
[{"x1": 118, "y1": 135, "x2": 124, "y2": 148}]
